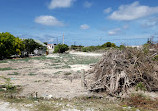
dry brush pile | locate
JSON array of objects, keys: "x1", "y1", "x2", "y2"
[{"x1": 85, "y1": 47, "x2": 158, "y2": 96}]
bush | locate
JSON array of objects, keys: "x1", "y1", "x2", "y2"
[
  {"x1": 101, "y1": 42, "x2": 110, "y2": 47},
  {"x1": 23, "y1": 39, "x2": 43, "y2": 54},
  {"x1": 0, "y1": 32, "x2": 24, "y2": 59},
  {"x1": 70, "y1": 45, "x2": 84, "y2": 51},
  {"x1": 53, "y1": 44, "x2": 69, "y2": 53},
  {"x1": 81, "y1": 46, "x2": 102, "y2": 52},
  {"x1": 81, "y1": 42, "x2": 117, "y2": 52},
  {"x1": 119, "y1": 45, "x2": 126, "y2": 49}
]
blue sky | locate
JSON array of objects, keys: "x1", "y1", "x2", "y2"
[{"x1": 0, "y1": 0, "x2": 158, "y2": 46}]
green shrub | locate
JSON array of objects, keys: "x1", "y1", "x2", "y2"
[
  {"x1": 81, "y1": 46, "x2": 101, "y2": 52},
  {"x1": 136, "y1": 82, "x2": 146, "y2": 92},
  {"x1": 143, "y1": 43, "x2": 150, "y2": 54},
  {"x1": 101, "y1": 42, "x2": 111, "y2": 47},
  {"x1": 70, "y1": 45, "x2": 83, "y2": 51},
  {"x1": 23, "y1": 38, "x2": 44, "y2": 54},
  {"x1": 0, "y1": 32, "x2": 24, "y2": 59},
  {"x1": 119, "y1": 45, "x2": 126, "y2": 49},
  {"x1": 153, "y1": 55, "x2": 158, "y2": 61},
  {"x1": 53, "y1": 44, "x2": 69, "y2": 53}
]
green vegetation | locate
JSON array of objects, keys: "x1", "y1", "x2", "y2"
[
  {"x1": 0, "y1": 76, "x2": 19, "y2": 98},
  {"x1": 119, "y1": 45, "x2": 126, "y2": 50},
  {"x1": 23, "y1": 38, "x2": 44, "y2": 54},
  {"x1": 70, "y1": 45, "x2": 84, "y2": 51},
  {"x1": 101, "y1": 42, "x2": 116, "y2": 48},
  {"x1": 0, "y1": 32, "x2": 46, "y2": 60},
  {"x1": 136, "y1": 82, "x2": 146, "y2": 92},
  {"x1": 0, "y1": 32, "x2": 24, "y2": 59},
  {"x1": 124, "y1": 93, "x2": 158, "y2": 110},
  {"x1": 64, "y1": 72, "x2": 72, "y2": 75},
  {"x1": 4, "y1": 78, "x2": 17, "y2": 93},
  {"x1": 54, "y1": 43, "x2": 69, "y2": 53},
  {"x1": 54, "y1": 71, "x2": 63, "y2": 74},
  {"x1": 28, "y1": 73, "x2": 37, "y2": 76},
  {"x1": 8, "y1": 72, "x2": 19, "y2": 75},
  {"x1": 153, "y1": 55, "x2": 158, "y2": 61},
  {"x1": 58, "y1": 53, "x2": 100, "y2": 65},
  {"x1": 81, "y1": 42, "x2": 117, "y2": 52},
  {"x1": 0, "y1": 67, "x2": 13, "y2": 71}
]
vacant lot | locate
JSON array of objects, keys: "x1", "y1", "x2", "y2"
[
  {"x1": 0, "y1": 52, "x2": 102, "y2": 98},
  {"x1": 0, "y1": 52, "x2": 157, "y2": 111}
]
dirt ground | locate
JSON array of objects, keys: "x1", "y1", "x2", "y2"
[{"x1": 0, "y1": 51, "x2": 102, "y2": 99}]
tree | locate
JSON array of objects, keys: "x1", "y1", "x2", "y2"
[
  {"x1": 23, "y1": 39, "x2": 43, "y2": 54},
  {"x1": 54, "y1": 44, "x2": 69, "y2": 53},
  {"x1": 43, "y1": 42, "x2": 48, "y2": 45},
  {"x1": 0, "y1": 32, "x2": 24, "y2": 59},
  {"x1": 101, "y1": 42, "x2": 116, "y2": 48}
]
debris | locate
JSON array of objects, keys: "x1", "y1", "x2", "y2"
[{"x1": 85, "y1": 47, "x2": 158, "y2": 96}]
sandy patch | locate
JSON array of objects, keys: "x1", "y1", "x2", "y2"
[{"x1": 69, "y1": 51, "x2": 103, "y2": 57}]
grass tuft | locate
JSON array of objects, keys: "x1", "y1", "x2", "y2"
[{"x1": 0, "y1": 67, "x2": 13, "y2": 71}]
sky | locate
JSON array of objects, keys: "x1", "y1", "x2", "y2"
[{"x1": 0, "y1": 0, "x2": 158, "y2": 46}]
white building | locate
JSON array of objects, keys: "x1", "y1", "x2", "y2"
[{"x1": 47, "y1": 44, "x2": 54, "y2": 50}]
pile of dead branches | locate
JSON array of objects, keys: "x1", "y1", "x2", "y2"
[{"x1": 85, "y1": 47, "x2": 158, "y2": 96}]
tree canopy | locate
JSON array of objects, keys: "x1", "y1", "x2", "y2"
[
  {"x1": 23, "y1": 38, "x2": 43, "y2": 54},
  {"x1": 0, "y1": 32, "x2": 24, "y2": 59}
]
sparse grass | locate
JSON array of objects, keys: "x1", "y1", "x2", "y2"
[
  {"x1": 58, "y1": 53, "x2": 100, "y2": 65},
  {"x1": 34, "y1": 80, "x2": 41, "y2": 82},
  {"x1": 64, "y1": 72, "x2": 72, "y2": 75},
  {"x1": 28, "y1": 73, "x2": 37, "y2": 76},
  {"x1": 33, "y1": 101, "x2": 62, "y2": 111},
  {"x1": 54, "y1": 71, "x2": 62, "y2": 74},
  {"x1": 0, "y1": 93, "x2": 155, "y2": 111},
  {"x1": 0, "y1": 60, "x2": 8, "y2": 63},
  {"x1": 44, "y1": 80, "x2": 50, "y2": 82},
  {"x1": 0, "y1": 67, "x2": 13, "y2": 71},
  {"x1": 54, "y1": 65, "x2": 71, "y2": 69},
  {"x1": 8, "y1": 72, "x2": 19, "y2": 75},
  {"x1": 123, "y1": 93, "x2": 158, "y2": 111}
]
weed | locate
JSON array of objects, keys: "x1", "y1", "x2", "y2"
[
  {"x1": 28, "y1": 73, "x2": 37, "y2": 76},
  {"x1": 136, "y1": 82, "x2": 146, "y2": 92},
  {"x1": 153, "y1": 55, "x2": 158, "y2": 61},
  {"x1": 0, "y1": 67, "x2": 13, "y2": 71},
  {"x1": 34, "y1": 80, "x2": 41, "y2": 82},
  {"x1": 64, "y1": 72, "x2": 72, "y2": 75},
  {"x1": 124, "y1": 93, "x2": 158, "y2": 110},
  {"x1": 33, "y1": 101, "x2": 62, "y2": 111},
  {"x1": 54, "y1": 71, "x2": 62, "y2": 74},
  {"x1": 44, "y1": 80, "x2": 50, "y2": 82},
  {"x1": 8, "y1": 72, "x2": 19, "y2": 75}
]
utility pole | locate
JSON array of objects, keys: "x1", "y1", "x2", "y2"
[{"x1": 63, "y1": 33, "x2": 64, "y2": 44}]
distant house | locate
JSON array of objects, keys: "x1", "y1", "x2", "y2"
[
  {"x1": 47, "y1": 44, "x2": 56, "y2": 53},
  {"x1": 47, "y1": 44, "x2": 54, "y2": 50},
  {"x1": 33, "y1": 40, "x2": 47, "y2": 56}
]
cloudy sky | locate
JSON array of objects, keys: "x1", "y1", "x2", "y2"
[{"x1": 0, "y1": 0, "x2": 158, "y2": 46}]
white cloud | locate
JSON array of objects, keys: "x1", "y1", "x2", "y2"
[
  {"x1": 103, "y1": 8, "x2": 112, "y2": 14},
  {"x1": 109, "y1": 1, "x2": 158, "y2": 21},
  {"x1": 142, "y1": 17, "x2": 158, "y2": 27},
  {"x1": 84, "y1": 1, "x2": 93, "y2": 8},
  {"x1": 35, "y1": 15, "x2": 64, "y2": 26},
  {"x1": 48, "y1": 0, "x2": 75, "y2": 9},
  {"x1": 108, "y1": 28, "x2": 121, "y2": 36},
  {"x1": 80, "y1": 24, "x2": 90, "y2": 30}
]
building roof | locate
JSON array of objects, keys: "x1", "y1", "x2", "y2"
[{"x1": 34, "y1": 40, "x2": 47, "y2": 46}]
